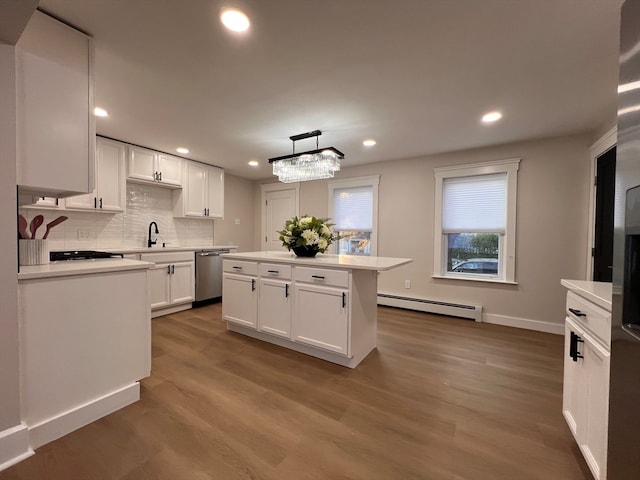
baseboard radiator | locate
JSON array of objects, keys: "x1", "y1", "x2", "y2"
[{"x1": 377, "y1": 293, "x2": 483, "y2": 322}]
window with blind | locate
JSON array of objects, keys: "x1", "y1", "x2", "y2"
[
  {"x1": 328, "y1": 175, "x2": 379, "y2": 256},
  {"x1": 434, "y1": 159, "x2": 520, "y2": 283}
]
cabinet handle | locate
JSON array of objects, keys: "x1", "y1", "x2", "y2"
[
  {"x1": 154, "y1": 172, "x2": 158, "y2": 181},
  {"x1": 206, "y1": 208, "x2": 210, "y2": 216},
  {"x1": 569, "y1": 331, "x2": 585, "y2": 362},
  {"x1": 203, "y1": 208, "x2": 207, "y2": 216},
  {"x1": 342, "y1": 292, "x2": 346, "y2": 308},
  {"x1": 285, "y1": 284, "x2": 289, "y2": 297},
  {"x1": 159, "y1": 171, "x2": 162, "y2": 181},
  {"x1": 232, "y1": 266, "x2": 242, "y2": 270},
  {"x1": 99, "y1": 197, "x2": 103, "y2": 209},
  {"x1": 267, "y1": 270, "x2": 279, "y2": 274},
  {"x1": 171, "y1": 264, "x2": 175, "y2": 275},
  {"x1": 251, "y1": 279, "x2": 256, "y2": 291},
  {"x1": 55, "y1": 198, "x2": 59, "y2": 206},
  {"x1": 167, "y1": 265, "x2": 171, "y2": 274},
  {"x1": 568, "y1": 308, "x2": 586, "y2": 317},
  {"x1": 311, "y1": 275, "x2": 325, "y2": 280},
  {"x1": 94, "y1": 197, "x2": 97, "y2": 208}
]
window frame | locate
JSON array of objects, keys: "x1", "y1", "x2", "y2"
[
  {"x1": 328, "y1": 175, "x2": 380, "y2": 256},
  {"x1": 433, "y1": 158, "x2": 520, "y2": 284}
]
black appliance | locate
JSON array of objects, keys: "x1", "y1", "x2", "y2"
[{"x1": 50, "y1": 250, "x2": 124, "y2": 261}]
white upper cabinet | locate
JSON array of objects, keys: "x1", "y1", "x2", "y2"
[
  {"x1": 127, "y1": 146, "x2": 182, "y2": 187},
  {"x1": 16, "y1": 10, "x2": 95, "y2": 198},
  {"x1": 173, "y1": 161, "x2": 224, "y2": 219},
  {"x1": 65, "y1": 137, "x2": 126, "y2": 212}
]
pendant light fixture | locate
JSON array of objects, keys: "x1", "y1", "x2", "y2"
[{"x1": 268, "y1": 130, "x2": 344, "y2": 183}]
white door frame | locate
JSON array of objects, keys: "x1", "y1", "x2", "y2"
[
  {"x1": 261, "y1": 182, "x2": 300, "y2": 251},
  {"x1": 586, "y1": 126, "x2": 617, "y2": 280}
]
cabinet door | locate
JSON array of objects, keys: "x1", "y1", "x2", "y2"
[
  {"x1": 206, "y1": 166, "x2": 224, "y2": 219},
  {"x1": 96, "y1": 138, "x2": 125, "y2": 212},
  {"x1": 258, "y1": 278, "x2": 291, "y2": 338},
  {"x1": 64, "y1": 189, "x2": 96, "y2": 210},
  {"x1": 128, "y1": 146, "x2": 157, "y2": 183},
  {"x1": 158, "y1": 154, "x2": 182, "y2": 187},
  {"x1": 563, "y1": 319, "x2": 583, "y2": 438},
  {"x1": 293, "y1": 283, "x2": 349, "y2": 355},
  {"x1": 24, "y1": 197, "x2": 63, "y2": 209},
  {"x1": 148, "y1": 264, "x2": 171, "y2": 310},
  {"x1": 17, "y1": 11, "x2": 93, "y2": 196},
  {"x1": 184, "y1": 162, "x2": 207, "y2": 217},
  {"x1": 222, "y1": 274, "x2": 257, "y2": 328},
  {"x1": 582, "y1": 333, "x2": 610, "y2": 480},
  {"x1": 170, "y1": 262, "x2": 195, "y2": 305}
]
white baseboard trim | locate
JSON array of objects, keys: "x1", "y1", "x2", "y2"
[
  {"x1": 483, "y1": 313, "x2": 564, "y2": 335},
  {"x1": 0, "y1": 423, "x2": 34, "y2": 472},
  {"x1": 28, "y1": 382, "x2": 140, "y2": 449},
  {"x1": 151, "y1": 302, "x2": 191, "y2": 318},
  {"x1": 377, "y1": 292, "x2": 482, "y2": 322}
]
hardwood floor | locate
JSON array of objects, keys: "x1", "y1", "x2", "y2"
[{"x1": 1, "y1": 304, "x2": 591, "y2": 479}]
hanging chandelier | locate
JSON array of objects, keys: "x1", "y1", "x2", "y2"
[{"x1": 268, "y1": 130, "x2": 344, "y2": 183}]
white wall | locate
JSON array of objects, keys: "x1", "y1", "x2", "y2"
[
  {"x1": 213, "y1": 174, "x2": 255, "y2": 252},
  {"x1": 0, "y1": 44, "x2": 20, "y2": 435},
  {"x1": 256, "y1": 133, "x2": 592, "y2": 331}
]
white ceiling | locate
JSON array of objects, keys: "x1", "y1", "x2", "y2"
[{"x1": 37, "y1": 0, "x2": 624, "y2": 180}]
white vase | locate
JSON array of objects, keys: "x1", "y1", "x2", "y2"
[{"x1": 19, "y1": 239, "x2": 49, "y2": 266}]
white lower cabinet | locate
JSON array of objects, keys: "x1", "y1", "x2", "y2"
[
  {"x1": 222, "y1": 260, "x2": 372, "y2": 367},
  {"x1": 141, "y1": 251, "x2": 194, "y2": 318},
  {"x1": 562, "y1": 283, "x2": 611, "y2": 480},
  {"x1": 293, "y1": 283, "x2": 348, "y2": 355}
]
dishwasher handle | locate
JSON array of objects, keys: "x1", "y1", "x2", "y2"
[{"x1": 198, "y1": 250, "x2": 230, "y2": 257}]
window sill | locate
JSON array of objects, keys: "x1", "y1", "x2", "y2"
[{"x1": 432, "y1": 274, "x2": 518, "y2": 285}]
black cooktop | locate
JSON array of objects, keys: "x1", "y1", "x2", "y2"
[{"x1": 50, "y1": 250, "x2": 124, "y2": 261}]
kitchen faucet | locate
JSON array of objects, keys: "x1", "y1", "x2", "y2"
[{"x1": 148, "y1": 221, "x2": 159, "y2": 248}]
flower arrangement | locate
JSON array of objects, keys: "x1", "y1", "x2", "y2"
[{"x1": 278, "y1": 215, "x2": 335, "y2": 256}]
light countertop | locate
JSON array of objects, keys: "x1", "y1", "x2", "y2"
[
  {"x1": 109, "y1": 245, "x2": 237, "y2": 254},
  {"x1": 18, "y1": 258, "x2": 153, "y2": 281},
  {"x1": 223, "y1": 251, "x2": 412, "y2": 271},
  {"x1": 561, "y1": 279, "x2": 612, "y2": 311}
]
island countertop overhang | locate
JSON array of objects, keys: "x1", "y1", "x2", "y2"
[{"x1": 221, "y1": 251, "x2": 412, "y2": 271}]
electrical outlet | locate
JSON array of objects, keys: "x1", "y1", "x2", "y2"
[
  {"x1": 234, "y1": 218, "x2": 240, "y2": 225},
  {"x1": 404, "y1": 280, "x2": 411, "y2": 289},
  {"x1": 77, "y1": 228, "x2": 92, "y2": 240}
]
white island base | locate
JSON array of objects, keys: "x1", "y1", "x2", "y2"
[{"x1": 222, "y1": 252, "x2": 411, "y2": 368}]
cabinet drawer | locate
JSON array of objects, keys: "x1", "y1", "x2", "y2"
[
  {"x1": 293, "y1": 266, "x2": 349, "y2": 288},
  {"x1": 259, "y1": 263, "x2": 292, "y2": 280},
  {"x1": 566, "y1": 290, "x2": 611, "y2": 348},
  {"x1": 223, "y1": 259, "x2": 258, "y2": 276},
  {"x1": 140, "y1": 251, "x2": 194, "y2": 264}
]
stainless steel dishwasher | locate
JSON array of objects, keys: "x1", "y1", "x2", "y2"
[{"x1": 194, "y1": 249, "x2": 229, "y2": 303}]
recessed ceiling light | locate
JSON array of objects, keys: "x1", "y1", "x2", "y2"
[
  {"x1": 94, "y1": 107, "x2": 109, "y2": 117},
  {"x1": 220, "y1": 8, "x2": 250, "y2": 32},
  {"x1": 248, "y1": 160, "x2": 259, "y2": 167},
  {"x1": 176, "y1": 147, "x2": 189, "y2": 154},
  {"x1": 482, "y1": 111, "x2": 502, "y2": 123},
  {"x1": 363, "y1": 139, "x2": 377, "y2": 147}
]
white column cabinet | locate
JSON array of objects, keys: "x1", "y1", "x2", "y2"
[
  {"x1": 128, "y1": 146, "x2": 182, "y2": 187},
  {"x1": 65, "y1": 137, "x2": 126, "y2": 212},
  {"x1": 141, "y1": 251, "x2": 194, "y2": 318},
  {"x1": 16, "y1": 10, "x2": 94, "y2": 199},
  {"x1": 562, "y1": 283, "x2": 611, "y2": 480},
  {"x1": 173, "y1": 162, "x2": 224, "y2": 219},
  {"x1": 222, "y1": 260, "x2": 258, "y2": 328},
  {"x1": 257, "y1": 264, "x2": 293, "y2": 338}
]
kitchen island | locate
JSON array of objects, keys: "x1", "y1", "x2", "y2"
[
  {"x1": 222, "y1": 251, "x2": 411, "y2": 368},
  {"x1": 18, "y1": 258, "x2": 152, "y2": 449}
]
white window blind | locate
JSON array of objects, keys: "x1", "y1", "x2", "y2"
[
  {"x1": 442, "y1": 173, "x2": 507, "y2": 233},
  {"x1": 333, "y1": 186, "x2": 373, "y2": 231}
]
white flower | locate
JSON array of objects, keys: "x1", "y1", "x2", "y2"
[
  {"x1": 318, "y1": 237, "x2": 328, "y2": 250},
  {"x1": 283, "y1": 235, "x2": 292, "y2": 244},
  {"x1": 300, "y1": 216, "x2": 312, "y2": 227},
  {"x1": 321, "y1": 225, "x2": 331, "y2": 237},
  {"x1": 301, "y1": 229, "x2": 319, "y2": 245}
]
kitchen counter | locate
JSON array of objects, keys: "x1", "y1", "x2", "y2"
[
  {"x1": 560, "y1": 279, "x2": 612, "y2": 311},
  {"x1": 222, "y1": 251, "x2": 412, "y2": 271},
  {"x1": 110, "y1": 245, "x2": 238, "y2": 254},
  {"x1": 18, "y1": 258, "x2": 153, "y2": 281}
]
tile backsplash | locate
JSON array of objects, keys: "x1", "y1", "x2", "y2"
[{"x1": 19, "y1": 183, "x2": 214, "y2": 251}]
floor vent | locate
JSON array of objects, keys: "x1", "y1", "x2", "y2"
[{"x1": 377, "y1": 292, "x2": 483, "y2": 322}]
